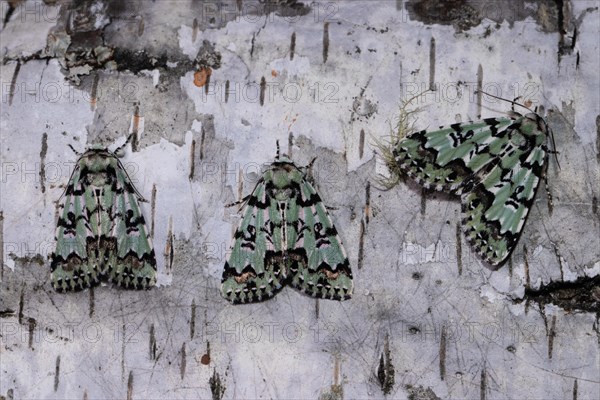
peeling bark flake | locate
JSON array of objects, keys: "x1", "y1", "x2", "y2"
[
  {"x1": 357, "y1": 219, "x2": 365, "y2": 270},
  {"x1": 200, "y1": 124, "x2": 206, "y2": 160},
  {"x1": 477, "y1": 64, "x2": 483, "y2": 119},
  {"x1": 359, "y1": 129, "x2": 365, "y2": 159},
  {"x1": 164, "y1": 216, "x2": 174, "y2": 272},
  {"x1": 365, "y1": 181, "x2": 371, "y2": 225},
  {"x1": 290, "y1": 32, "x2": 296, "y2": 60},
  {"x1": 28, "y1": 317, "x2": 36, "y2": 349},
  {"x1": 8, "y1": 61, "x2": 21, "y2": 106},
  {"x1": 377, "y1": 334, "x2": 395, "y2": 395},
  {"x1": 138, "y1": 17, "x2": 144, "y2": 36},
  {"x1": 439, "y1": 325, "x2": 447, "y2": 380},
  {"x1": 149, "y1": 324, "x2": 157, "y2": 360},
  {"x1": 455, "y1": 223, "x2": 463, "y2": 275},
  {"x1": 480, "y1": 367, "x2": 486, "y2": 400},
  {"x1": 180, "y1": 342, "x2": 187, "y2": 379},
  {"x1": 323, "y1": 22, "x2": 330, "y2": 63},
  {"x1": 121, "y1": 323, "x2": 126, "y2": 379},
  {"x1": 189, "y1": 139, "x2": 196, "y2": 180},
  {"x1": 192, "y1": 18, "x2": 198, "y2": 42},
  {"x1": 288, "y1": 132, "x2": 294, "y2": 159},
  {"x1": 548, "y1": 315, "x2": 557, "y2": 359},
  {"x1": 429, "y1": 37, "x2": 435, "y2": 90},
  {"x1": 18, "y1": 285, "x2": 25, "y2": 324},
  {"x1": 190, "y1": 300, "x2": 196, "y2": 339},
  {"x1": 54, "y1": 356, "x2": 60, "y2": 391},
  {"x1": 209, "y1": 369, "x2": 226, "y2": 400},
  {"x1": 237, "y1": 166, "x2": 244, "y2": 202},
  {"x1": 596, "y1": 115, "x2": 600, "y2": 164},
  {"x1": 89, "y1": 286, "x2": 94, "y2": 318},
  {"x1": 90, "y1": 74, "x2": 99, "y2": 111},
  {"x1": 131, "y1": 105, "x2": 140, "y2": 152},
  {"x1": 150, "y1": 184, "x2": 157, "y2": 238},
  {"x1": 523, "y1": 245, "x2": 531, "y2": 289},
  {"x1": 259, "y1": 76, "x2": 266, "y2": 106},
  {"x1": 250, "y1": 32, "x2": 256, "y2": 58},
  {"x1": 127, "y1": 371, "x2": 133, "y2": 400},
  {"x1": 3, "y1": 1, "x2": 16, "y2": 28}
]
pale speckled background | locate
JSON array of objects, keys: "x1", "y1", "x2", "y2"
[{"x1": 1, "y1": 1, "x2": 599, "y2": 399}]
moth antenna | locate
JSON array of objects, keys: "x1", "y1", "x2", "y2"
[
  {"x1": 511, "y1": 96, "x2": 523, "y2": 113},
  {"x1": 68, "y1": 144, "x2": 82, "y2": 156},
  {"x1": 114, "y1": 134, "x2": 134, "y2": 156},
  {"x1": 476, "y1": 90, "x2": 534, "y2": 115},
  {"x1": 276, "y1": 140, "x2": 280, "y2": 160},
  {"x1": 302, "y1": 156, "x2": 317, "y2": 177}
]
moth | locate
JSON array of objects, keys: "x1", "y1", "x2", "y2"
[
  {"x1": 222, "y1": 144, "x2": 353, "y2": 303},
  {"x1": 51, "y1": 138, "x2": 157, "y2": 291},
  {"x1": 383, "y1": 93, "x2": 554, "y2": 268}
]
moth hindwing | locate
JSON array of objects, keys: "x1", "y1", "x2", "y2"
[
  {"x1": 222, "y1": 153, "x2": 353, "y2": 303},
  {"x1": 388, "y1": 107, "x2": 550, "y2": 268},
  {"x1": 51, "y1": 143, "x2": 157, "y2": 291}
]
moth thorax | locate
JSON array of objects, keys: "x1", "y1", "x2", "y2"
[
  {"x1": 270, "y1": 187, "x2": 295, "y2": 201},
  {"x1": 82, "y1": 152, "x2": 115, "y2": 172},
  {"x1": 269, "y1": 168, "x2": 298, "y2": 200},
  {"x1": 521, "y1": 114, "x2": 547, "y2": 137},
  {"x1": 271, "y1": 168, "x2": 295, "y2": 186},
  {"x1": 86, "y1": 172, "x2": 110, "y2": 186}
]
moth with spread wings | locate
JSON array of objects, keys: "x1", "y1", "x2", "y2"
[
  {"x1": 51, "y1": 140, "x2": 156, "y2": 291},
  {"x1": 222, "y1": 147, "x2": 353, "y2": 303},
  {"x1": 387, "y1": 96, "x2": 553, "y2": 268}
]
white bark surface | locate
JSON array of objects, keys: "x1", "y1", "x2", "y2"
[{"x1": 1, "y1": 1, "x2": 599, "y2": 399}]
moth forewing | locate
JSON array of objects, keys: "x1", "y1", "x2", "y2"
[
  {"x1": 51, "y1": 144, "x2": 157, "y2": 291},
  {"x1": 221, "y1": 155, "x2": 352, "y2": 303},
  {"x1": 386, "y1": 101, "x2": 552, "y2": 268}
]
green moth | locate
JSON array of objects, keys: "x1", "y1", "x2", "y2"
[
  {"x1": 51, "y1": 138, "x2": 156, "y2": 291},
  {"x1": 385, "y1": 96, "x2": 552, "y2": 268},
  {"x1": 222, "y1": 145, "x2": 353, "y2": 303}
]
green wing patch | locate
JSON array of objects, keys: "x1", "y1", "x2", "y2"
[
  {"x1": 51, "y1": 144, "x2": 156, "y2": 291},
  {"x1": 222, "y1": 152, "x2": 352, "y2": 304},
  {"x1": 388, "y1": 112, "x2": 550, "y2": 267}
]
